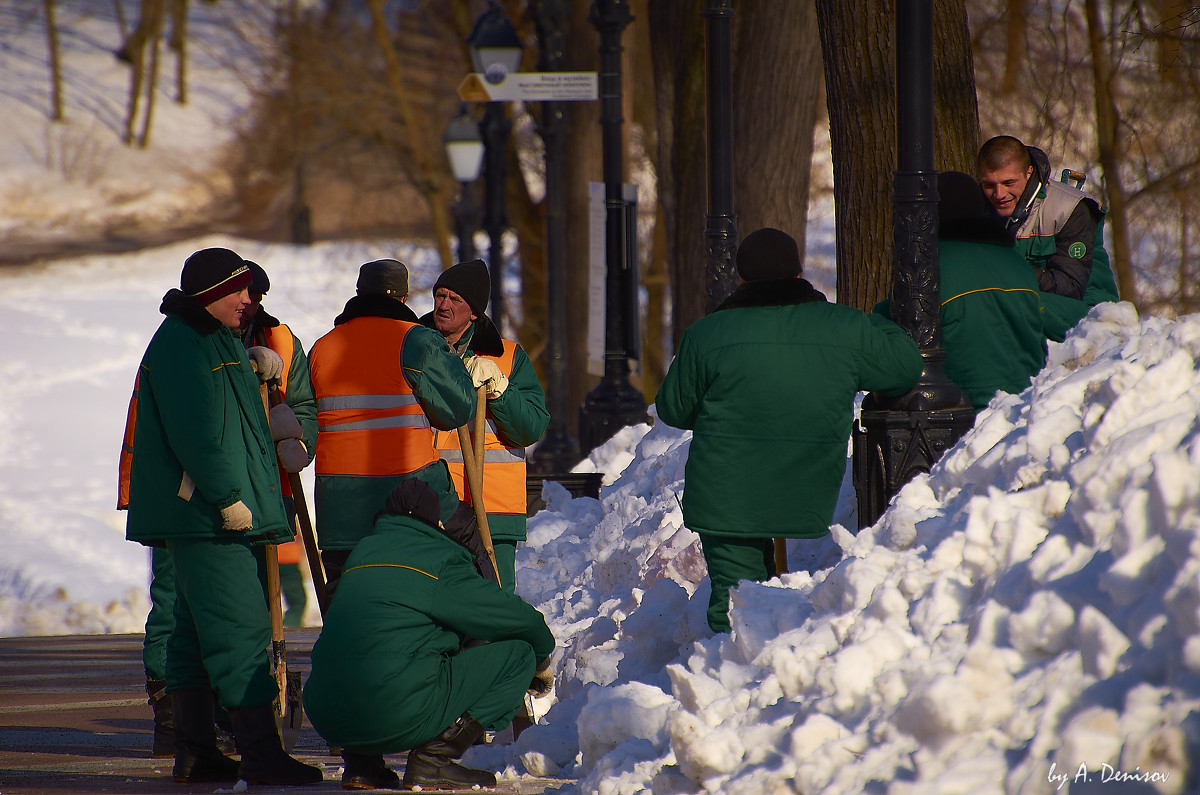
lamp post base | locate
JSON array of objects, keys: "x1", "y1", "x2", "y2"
[{"x1": 578, "y1": 374, "x2": 648, "y2": 459}]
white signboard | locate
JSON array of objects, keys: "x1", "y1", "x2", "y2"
[{"x1": 458, "y1": 72, "x2": 598, "y2": 103}]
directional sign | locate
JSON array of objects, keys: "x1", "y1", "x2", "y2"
[{"x1": 458, "y1": 72, "x2": 598, "y2": 103}]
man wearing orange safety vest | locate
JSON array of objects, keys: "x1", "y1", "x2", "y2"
[
  {"x1": 420, "y1": 260, "x2": 549, "y2": 593},
  {"x1": 308, "y1": 259, "x2": 478, "y2": 596}
]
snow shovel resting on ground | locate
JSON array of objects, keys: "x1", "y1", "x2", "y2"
[
  {"x1": 457, "y1": 385, "x2": 537, "y2": 737},
  {"x1": 265, "y1": 385, "x2": 329, "y2": 617},
  {"x1": 256, "y1": 374, "x2": 304, "y2": 751}
]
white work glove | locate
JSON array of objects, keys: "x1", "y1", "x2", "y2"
[
  {"x1": 465, "y1": 355, "x2": 509, "y2": 400},
  {"x1": 220, "y1": 500, "x2": 253, "y2": 532},
  {"x1": 247, "y1": 346, "x2": 284, "y2": 382},
  {"x1": 268, "y1": 403, "x2": 303, "y2": 441},
  {"x1": 276, "y1": 438, "x2": 310, "y2": 473}
]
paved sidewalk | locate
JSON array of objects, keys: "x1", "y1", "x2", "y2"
[{"x1": 0, "y1": 631, "x2": 570, "y2": 794}]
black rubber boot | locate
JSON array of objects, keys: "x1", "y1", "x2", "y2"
[
  {"x1": 401, "y1": 713, "x2": 496, "y2": 790},
  {"x1": 341, "y1": 751, "x2": 401, "y2": 790},
  {"x1": 145, "y1": 678, "x2": 175, "y2": 758},
  {"x1": 228, "y1": 703, "x2": 323, "y2": 786},
  {"x1": 171, "y1": 689, "x2": 241, "y2": 783}
]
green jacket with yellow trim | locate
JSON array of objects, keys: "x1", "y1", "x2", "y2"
[
  {"x1": 877, "y1": 238, "x2": 1048, "y2": 410},
  {"x1": 125, "y1": 291, "x2": 291, "y2": 547},
  {"x1": 302, "y1": 511, "x2": 554, "y2": 750}
]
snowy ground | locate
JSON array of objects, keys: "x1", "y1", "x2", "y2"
[{"x1": 2, "y1": 2, "x2": 1198, "y2": 794}]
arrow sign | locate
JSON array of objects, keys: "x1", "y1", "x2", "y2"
[{"x1": 458, "y1": 72, "x2": 598, "y2": 103}]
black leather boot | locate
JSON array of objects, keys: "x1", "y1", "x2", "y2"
[
  {"x1": 228, "y1": 703, "x2": 323, "y2": 786},
  {"x1": 171, "y1": 689, "x2": 241, "y2": 783},
  {"x1": 341, "y1": 750, "x2": 401, "y2": 790},
  {"x1": 145, "y1": 678, "x2": 174, "y2": 758},
  {"x1": 401, "y1": 713, "x2": 496, "y2": 790}
]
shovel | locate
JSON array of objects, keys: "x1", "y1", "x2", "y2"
[
  {"x1": 458, "y1": 384, "x2": 537, "y2": 737},
  {"x1": 457, "y1": 385, "x2": 501, "y2": 583},
  {"x1": 257, "y1": 374, "x2": 304, "y2": 750},
  {"x1": 265, "y1": 385, "x2": 329, "y2": 617}
]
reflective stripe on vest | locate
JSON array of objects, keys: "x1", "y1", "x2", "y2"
[
  {"x1": 309, "y1": 317, "x2": 438, "y2": 477},
  {"x1": 433, "y1": 339, "x2": 526, "y2": 515}
]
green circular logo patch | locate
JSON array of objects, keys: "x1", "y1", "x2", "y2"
[{"x1": 1068, "y1": 242, "x2": 1087, "y2": 259}]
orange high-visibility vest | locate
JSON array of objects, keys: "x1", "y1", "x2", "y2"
[
  {"x1": 259, "y1": 324, "x2": 298, "y2": 499},
  {"x1": 116, "y1": 370, "x2": 141, "y2": 510},
  {"x1": 309, "y1": 317, "x2": 438, "y2": 477},
  {"x1": 434, "y1": 340, "x2": 527, "y2": 516}
]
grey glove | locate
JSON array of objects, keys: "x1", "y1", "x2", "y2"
[
  {"x1": 276, "y1": 438, "x2": 309, "y2": 473},
  {"x1": 268, "y1": 403, "x2": 303, "y2": 442},
  {"x1": 220, "y1": 500, "x2": 253, "y2": 532},
  {"x1": 247, "y1": 346, "x2": 284, "y2": 382}
]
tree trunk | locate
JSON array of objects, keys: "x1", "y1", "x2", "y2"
[
  {"x1": 1001, "y1": 0, "x2": 1027, "y2": 94},
  {"x1": 365, "y1": 0, "x2": 454, "y2": 270},
  {"x1": 648, "y1": 1, "x2": 707, "y2": 347},
  {"x1": 135, "y1": 0, "x2": 165, "y2": 148},
  {"x1": 169, "y1": 0, "x2": 187, "y2": 104},
  {"x1": 730, "y1": 3, "x2": 821, "y2": 271},
  {"x1": 1084, "y1": 0, "x2": 1136, "y2": 304},
  {"x1": 43, "y1": 0, "x2": 64, "y2": 122},
  {"x1": 816, "y1": 0, "x2": 979, "y2": 311}
]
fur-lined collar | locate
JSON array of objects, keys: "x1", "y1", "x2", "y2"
[
  {"x1": 160, "y1": 289, "x2": 224, "y2": 334},
  {"x1": 418, "y1": 311, "x2": 504, "y2": 357},
  {"x1": 714, "y1": 278, "x2": 827, "y2": 312},
  {"x1": 333, "y1": 294, "x2": 420, "y2": 326}
]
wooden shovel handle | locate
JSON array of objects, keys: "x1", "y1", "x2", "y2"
[{"x1": 458, "y1": 385, "x2": 501, "y2": 584}]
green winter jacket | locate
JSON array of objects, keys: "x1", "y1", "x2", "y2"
[
  {"x1": 655, "y1": 278, "x2": 922, "y2": 540},
  {"x1": 125, "y1": 291, "x2": 291, "y2": 547},
  {"x1": 419, "y1": 312, "x2": 550, "y2": 542},
  {"x1": 302, "y1": 512, "x2": 554, "y2": 750},
  {"x1": 877, "y1": 238, "x2": 1048, "y2": 410}
]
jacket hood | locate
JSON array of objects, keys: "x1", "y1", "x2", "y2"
[
  {"x1": 418, "y1": 311, "x2": 504, "y2": 357},
  {"x1": 160, "y1": 289, "x2": 224, "y2": 334},
  {"x1": 713, "y1": 277, "x2": 827, "y2": 312},
  {"x1": 940, "y1": 218, "x2": 1015, "y2": 247},
  {"x1": 1009, "y1": 145, "x2": 1051, "y2": 228},
  {"x1": 334, "y1": 293, "x2": 420, "y2": 326}
]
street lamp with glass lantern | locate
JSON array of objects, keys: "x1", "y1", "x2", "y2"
[
  {"x1": 467, "y1": 2, "x2": 524, "y2": 327},
  {"x1": 443, "y1": 107, "x2": 485, "y2": 262}
]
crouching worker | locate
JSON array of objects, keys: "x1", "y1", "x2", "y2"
[{"x1": 303, "y1": 479, "x2": 555, "y2": 790}]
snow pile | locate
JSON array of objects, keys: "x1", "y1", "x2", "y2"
[{"x1": 473, "y1": 301, "x2": 1200, "y2": 794}]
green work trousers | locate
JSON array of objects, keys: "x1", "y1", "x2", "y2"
[
  {"x1": 142, "y1": 547, "x2": 174, "y2": 680},
  {"x1": 493, "y1": 540, "x2": 517, "y2": 594},
  {"x1": 697, "y1": 533, "x2": 777, "y2": 634},
  {"x1": 345, "y1": 639, "x2": 535, "y2": 756},
  {"x1": 165, "y1": 538, "x2": 277, "y2": 709}
]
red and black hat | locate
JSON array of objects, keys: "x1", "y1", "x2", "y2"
[{"x1": 181, "y1": 248, "x2": 252, "y2": 305}]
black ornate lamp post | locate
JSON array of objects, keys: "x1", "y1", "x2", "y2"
[
  {"x1": 578, "y1": 0, "x2": 649, "y2": 458},
  {"x1": 467, "y1": 2, "x2": 523, "y2": 327},
  {"x1": 528, "y1": 0, "x2": 582, "y2": 475},
  {"x1": 851, "y1": 0, "x2": 975, "y2": 529},
  {"x1": 703, "y1": 0, "x2": 738, "y2": 312},
  {"x1": 443, "y1": 106, "x2": 485, "y2": 263}
]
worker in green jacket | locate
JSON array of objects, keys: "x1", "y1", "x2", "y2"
[
  {"x1": 875, "y1": 171, "x2": 1048, "y2": 411},
  {"x1": 420, "y1": 259, "x2": 550, "y2": 593},
  {"x1": 303, "y1": 478, "x2": 555, "y2": 790},
  {"x1": 656, "y1": 228, "x2": 923, "y2": 634},
  {"x1": 124, "y1": 247, "x2": 322, "y2": 786}
]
